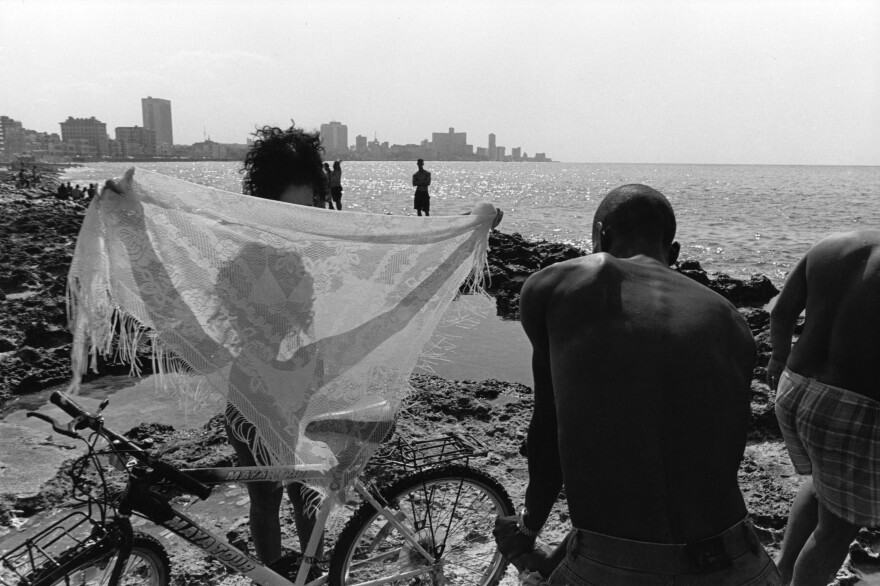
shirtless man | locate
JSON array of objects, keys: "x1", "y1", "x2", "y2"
[
  {"x1": 768, "y1": 230, "x2": 880, "y2": 586},
  {"x1": 495, "y1": 184, "x2": 779, "y2": 584},
  {"x1": 412, "y1": 158, "x2": 431, "y2": 216}
]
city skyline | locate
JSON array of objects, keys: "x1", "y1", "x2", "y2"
[
  {"x1": 1, "y1": 106, "x2": 552, "y2": 162},
  {"x1": 1, "y1": 1, "x2": 878, "y2": 165}
]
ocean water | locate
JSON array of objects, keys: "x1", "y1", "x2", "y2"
[
  {"x1": 64, "y1": 161, "x2": 880, "y2": 283},
  {"x1": 57, "y1": 161, "x2": 880, "y2": 386}
]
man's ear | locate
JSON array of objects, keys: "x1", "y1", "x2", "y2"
[
  {"x1": 668, "y1": 241, "x2": 681, "y2": 266},
  {"x1": 591, "y1": 221, "x2": 603, "y2": 253},
  {"x1": 599, "y1": 225, "x2": 612, "y2": 253}
]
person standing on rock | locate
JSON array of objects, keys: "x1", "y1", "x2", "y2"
[
  {"x1": 768, "y1": 230, "x2": 880, "y2": 586},
  {"x1": 495, "y1": 184, "x2": 780, "y2": 584},
  {"x1": 412, "y1": 158, "x2": 431, "y2": 216}
]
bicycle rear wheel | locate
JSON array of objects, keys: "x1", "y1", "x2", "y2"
[
  {"x1": 329, "y1": 465, "x2": 515, "y2": 586},
  {"x1": 29, "y1": 531, "x2": 170, "y2": 586}
]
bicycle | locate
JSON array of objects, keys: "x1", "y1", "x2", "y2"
[{"x1": 0, "y1": 391, "x2": 515, "y2": 586}]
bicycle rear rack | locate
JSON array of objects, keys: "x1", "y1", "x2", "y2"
[
  {"x1": 396, "y1": 432, "x2": 489, "y2": 473},
  {"x1": 0, "y1": 510, "x2": 100, "y2": 585}
]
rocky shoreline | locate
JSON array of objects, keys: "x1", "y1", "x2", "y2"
[{"x1": 1, "y1": 174, "x2": 876, "y2": 585}]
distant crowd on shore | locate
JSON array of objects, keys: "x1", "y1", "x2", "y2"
[
  {"x1": 14, "y1": 166, "x2": 41, "y2": 188},
  {"x1": 56, "y1": 181, "x2": 97, "y2": 201}
]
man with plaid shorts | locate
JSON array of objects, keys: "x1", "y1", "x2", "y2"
[{"x1": 768, "y1": 230, "x2": 880, "y2": 586}]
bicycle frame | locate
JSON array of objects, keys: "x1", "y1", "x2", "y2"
[
  {"x1": 8, "y1": 392, "x2": 493, "y2": 586},
  {"x1": 124, "y1": 464, "x2": 439, "y2": 586}
]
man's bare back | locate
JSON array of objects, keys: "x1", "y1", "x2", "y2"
[
  {"x1": 523, "y1": 251, "x2": 755, "y2": 542},
  {"x1": 770, "y1": 230, "x2": 880, "y2": 402},
  {"x1": 494, "y1": 184, "x2": 777, "y2": 584}
]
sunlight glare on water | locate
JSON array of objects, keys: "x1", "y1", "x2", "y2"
[{"x1": 64, "y1": 161, "x2": 880, "y2": 284}]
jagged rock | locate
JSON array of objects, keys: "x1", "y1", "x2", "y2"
[
  {"x1": 677, "y1": 259, "x2": 711, "y2": 286},
  {"x1": 22, "y1": 322, "x2": 72, "y2": 348},
  {"x1": 481, "y1": 235, "x2": 779, "y2": 321},
  {"x1": 13, "y1": 346, "x2": 41, "y2": 364},
  {"x1": 711, "y1": 273, "x2": 779, "y2": 307},
  {"x1": 739, "y1": 307, "x2": 771, "y2": 334}
]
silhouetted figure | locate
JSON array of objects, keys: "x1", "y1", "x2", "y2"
[
  {"x1": 87, "y1": 184, "x2": 97, "y2": 198},
  {"x1": 72, "y1": 184, "x2": 83, "y2": 200},
  {"x1": 320, "y1": 162, "x2": 332, "y2": 208},
  {"x1": 329, "y1": 160, "x2": 342, "y2": 210},
  {"x1": 412, "y1": 158, "x2": 431, "y2": 216}
]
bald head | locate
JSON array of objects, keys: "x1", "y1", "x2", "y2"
[{"x1": 593, "y1": 184, "x2": 676, "y2": 252}]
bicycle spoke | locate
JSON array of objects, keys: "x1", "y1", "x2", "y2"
[{"x1": 330, "y1": 466, "x2": 514, "y2": 586}]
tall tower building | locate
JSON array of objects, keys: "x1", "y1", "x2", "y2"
[
  {"x1": 141, "y1": 97, "x2": 174, "y2": 148},
  {"x1": 320, "y1": 121, "x2": 349, "y2": 155},
  {"x1": 488, "y1": 133, "x2": 496, "y2": 161}
]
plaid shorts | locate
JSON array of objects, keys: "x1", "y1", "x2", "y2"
[{"x1": 775, "y1": 369, "x2": 880, "y2": 527}]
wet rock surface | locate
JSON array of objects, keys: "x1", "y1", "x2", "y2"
[
  {"x1": 0, "y1": 178, "x2": 874, "y2": 584},
  {"x1": 482, "y1": 232, "x2": 780, "y2": 323}
]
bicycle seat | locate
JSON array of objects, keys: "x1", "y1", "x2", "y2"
[
  {"x1": 303, "y1": 400, "x2": 395, "y2": 472},
  {"x1": 304, "y1": 399, "x2": 394, "y2": 444}
]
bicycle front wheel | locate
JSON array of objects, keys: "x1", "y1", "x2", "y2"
[
  {"x1": 329, "y1": 465, "x2": 515, "y2": 586},
  {"x1": 33, "y1": 531, "x2": 170, "y2": 586}
]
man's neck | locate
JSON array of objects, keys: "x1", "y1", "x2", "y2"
[{"x1": 606, "y1": 245, "x2": 670, "y2": 266}]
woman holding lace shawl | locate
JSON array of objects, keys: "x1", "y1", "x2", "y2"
[
  {"x1": 95, "y1": 123, "x2": 504, "y2": 581},
  {"x1": 101, "y1": 124, "x2": 328, "y2": 579},
  {"x1": 227, "y1": 124, "x2": 329, "y2": 577}
]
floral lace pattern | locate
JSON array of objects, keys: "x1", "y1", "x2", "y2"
[{"x1": 67, "y1": 168, "x2": 496, "y2": 493}]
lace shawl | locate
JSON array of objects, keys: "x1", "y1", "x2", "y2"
[{"x1": 67, "y1": 167, "x2": 496, "y2": 492}]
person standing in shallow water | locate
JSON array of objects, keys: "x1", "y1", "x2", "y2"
[
  {"x1": 769, "y1": 230, "x2": 880, "y2": 586},
  {"x1": 412, "y1": 158, "x2": 431, "y2": 216},
  {"x1": 329, "y1": 160, "x2": 343, "y2": 210},
  {"x1": 321, "y1": 162, "x2": 332, "y2": 208},
  {"x1": 494, "y1": 184, "x2": 780, "y2": 584}
]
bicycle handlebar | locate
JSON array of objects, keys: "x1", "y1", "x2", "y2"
[{"x1": 46, "y1": 391, "x2": 212, "y2": 500}]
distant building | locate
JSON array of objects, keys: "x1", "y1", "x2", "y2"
[
  {"x1": 320, "y1": 121, "x2": 348, "y2": 155},
  {"x1": 60, "y1": 116, "x2": 109, "y2": 157},
  {"x1": 142, "y1": 97, "x2": 174, "y2": 148},
  {"x1": 534, "y1": 152, "x2": 548, "y2": 162},
  {"x1": 0, "y1": 116, "x2": 25, "y2": 160},
  {"x1": 432, "y1": 128, "x2": 473, "y2": 158},
  {"x1": 115, "y1": 126, "x2": 157, "y2": 157},
  {"x1": 488, "y1": 133, "x2": 496, "y2": 161},
  {"x1": 355, "y1": 134, "x2": 368, "y2": 152},
  {"x1": 512, "y1": 147, "x2": 521, "y2": 161},
  {"x1": 191, "y1": 139, "x2": 227, "y2": 159},
  {"x1": 495, "y1": 146, "x2": 506, "y2": 161}
]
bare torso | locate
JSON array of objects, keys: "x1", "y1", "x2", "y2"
[
  {"x1": 538, "y1": 254, "x2": 755, "y2": 542},
  {"x1": 786, "y1": 230, "x2": 880, "y2": 402}
]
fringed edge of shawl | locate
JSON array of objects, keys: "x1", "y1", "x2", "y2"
[
  {"x1": 459, "y1": 206, "x2": 495, "y2": 296},
  {"x1": 66, "y1": 274, "x2": 197, "y2": 395}
]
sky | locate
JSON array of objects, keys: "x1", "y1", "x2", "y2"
[{"x1": 1, "y1": 0, "x2": 878, "y2": 165}]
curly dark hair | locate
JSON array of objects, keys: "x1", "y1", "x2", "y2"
[{"x1": 240, "y1": 124, "x2": 325, "y2": 201}]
